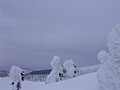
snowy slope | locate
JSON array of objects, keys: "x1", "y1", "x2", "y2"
[
  {"x1": 77, "y1": 64, "x2": 100, "y2": 75},
  {"x1": 0, "y1": 72, "x2": 98, "y2": 90}
]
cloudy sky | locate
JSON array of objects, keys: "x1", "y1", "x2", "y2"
[{"x1": 0, "y1": 0, "x2": 120, "y2": 70}]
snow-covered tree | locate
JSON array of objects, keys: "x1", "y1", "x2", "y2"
[
  {"x1": 97, "y1": 50, "x2": 110, "y2": 64},
  {"x1": 63, "y1": 59, "x2": 76, "y2": 78},
  {"x1": 9, "y1": 66, "x2": 24, "y2": 90},
  {"x1": 97, "y1": 24, "x2": 120, "y2": 90},
  {"x1": 45, "y1": 56, "x2": 63, "y2": 84},
  {"x1": 25, "y1": 74, "x2": 48, "y2": 82}
]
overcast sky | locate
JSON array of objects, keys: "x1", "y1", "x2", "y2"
[{"x1": 0, "y1": 0, "x2": 120, "y2": 70}]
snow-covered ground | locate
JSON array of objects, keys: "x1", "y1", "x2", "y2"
[{"x1": 0, "y1": 72, "x2": 98, "y2": 90}]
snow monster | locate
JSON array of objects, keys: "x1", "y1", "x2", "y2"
[
  {"x1": 9, "y1": 66, "x2": 24, "y2": 90},
  {"x1": 97, "y1": 24, "x2": 120, "y2": 90}
]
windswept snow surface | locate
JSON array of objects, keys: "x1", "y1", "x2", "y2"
[{"x1": 0, "y1": 72, "x2": 98, "y2": 90}]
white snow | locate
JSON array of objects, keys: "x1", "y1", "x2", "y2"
[{"x1": 0, "y1": 72, "x2": 98, "y2": 90}]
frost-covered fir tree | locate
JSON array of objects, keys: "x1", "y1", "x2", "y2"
[
  {"x1": 63, "y1": 59, "x2": 76, "y2": 78},
  {"x1": 9, "y1": 66, "x2": 24, "y2": 90},
  {"x1": 45, "y1": 56, "x2": 63, "y2": 84},
  {"x1": 97, "y1": 50, "x2": 110, "y2": 64},
  {"x1": 97, "y1": 24, "x2": 120, "y2": 90}
]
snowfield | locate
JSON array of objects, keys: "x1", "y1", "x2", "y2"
[{"x1": 0, "y1": 72, "x2": 98, "y2": 90}]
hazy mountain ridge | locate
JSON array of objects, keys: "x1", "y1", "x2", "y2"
[
  {"x1": 29, "y1": 69, "x2": 52, "y2": 75},
  {"x1": 0, "y1": 65, "x2": 100, "y2": 78}
]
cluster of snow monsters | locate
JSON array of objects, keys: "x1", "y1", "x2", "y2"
[
  {"x1": 9, "y1": 66, "x2": 24, "y2": 90},
  {"x1": 9, "y1": 56, "x2": 76, "y2": 88},
  {"x1": 97, "y1": 24, "x2": 120, "y2": 90},
  {"x1": 45, "y1": 56, "x2": 77, "y2": 84}
]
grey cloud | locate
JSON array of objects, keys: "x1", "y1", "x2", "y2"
[{"x1": 0, "y1": 0, "x2": 120, "y2": 70}]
